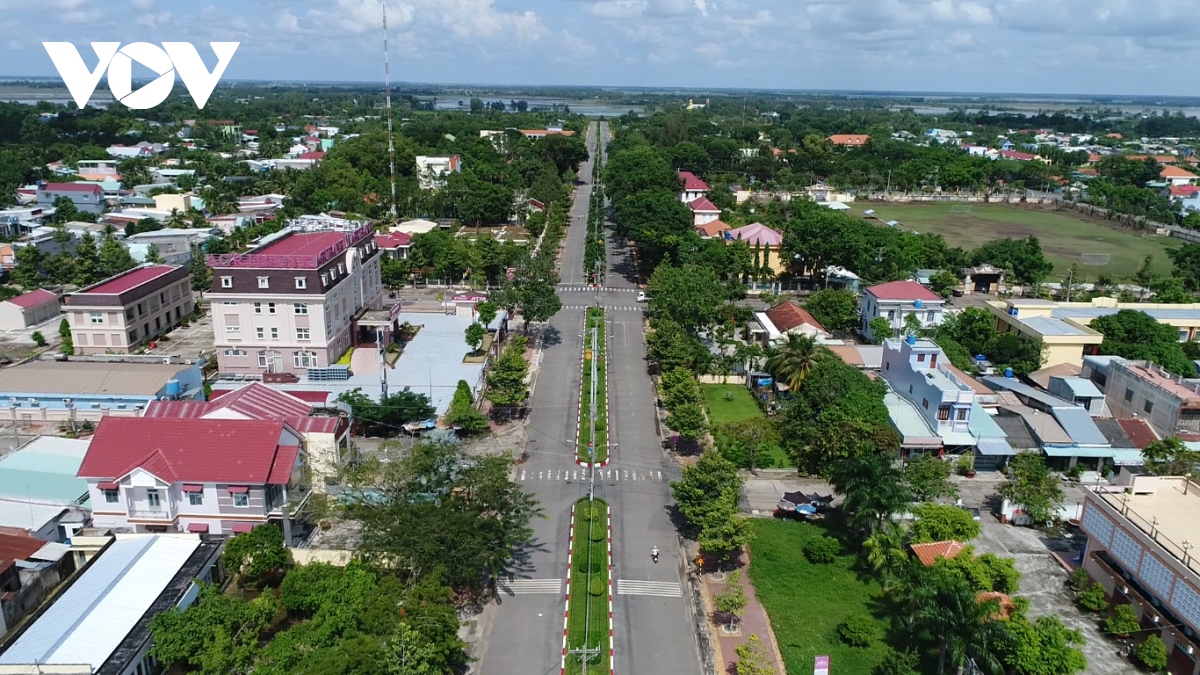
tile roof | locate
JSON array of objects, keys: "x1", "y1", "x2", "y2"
[
  {"x1": 999, "y1": 150, "x2": 1037, "y2": 161},
  {"x1": 77, "y1": 265, "x2": 176, "y2": 295},
  {"x1": 726, "y1": 222, "x2": 783, "y2": 246},
  {"x1": 1169, "y1": 185, "x2": 1199, "y2": 197},
  {"x1": 866, "y1": 280, "x2": 942, "y2": 301},
  {"x1": 297, "y1": 151, "x2": 326, "y2": 160},
  {"x1": 695, "y1": 220, "x2": 731, "y2": 237},
  {"x1": 679, "y1": 170, "x2": 709, "y2": 191},
  {"x1": 1115, "y1": 417, "x2": 1158, "y2": 449},
  {"x1": 687, "y1": 196, "x2": 720, "y2": 213},
  {"x1": 0, "y1": 531, "x2": 47, "y2": 562},
  {"x1": 42, "y1": 182, "x2": 102, "y2": 194},
  {"x1": 828, "y1": 134, "x2": 870, "y2": 146},
  {"x1": 5, "y1": 288, "x2": 58, "y2": 309},
  {"x1": 78, "y1": 417, "x2": 299, "y2": 484},
  {"x1": 910, "y1": 540, "x2": 967, "y2": 567},
  {"x1": 765, "y1": 302, "x2": 827, "y2": 334},
  {"x1": 375, "y1": 231, "x2": 412, "y2": 248},
  {"x1": 1161, "y1": 165, "x2": 1197, "y2": 179}
]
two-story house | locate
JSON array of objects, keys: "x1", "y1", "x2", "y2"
[
  {"x1": 78, "y1": 417, "x2": 310, "y2": 541},
  {"x1": 881, "y1": 336, "x2": 977, "y2": 447},
  {"x1": 64, "y1": 264, "x2": 194, "y2": 354},
  {"x1": 679, "y1": 170, "x2": 710, "y2": 203},
  {"x1": 859, "y1": 280, "x2": 946, "y2": 342},
  {"x1": 36, "y1": 182, "x2": 105, "y2": 214},
  {"x1": 207, "y1": 215, "x2": 384, "y2": 377},
  {"x1": 415, "y1": 155, "x2": 462, "y2": 190}
]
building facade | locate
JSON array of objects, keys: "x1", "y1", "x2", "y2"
[
  {"x1": 415, "y1": 155, "x2": 462, "y2": 190},
  {"x1": 64, "y1": 265, "x2": 194, "y2": 354},
  {"x1": 207, "y1": 216, "x2": 384, "y2": 377},
  {"x1": 859, "y1": 280, "x2": 947, "y2": 342},
  {"x1": 36, "y1": 182, "x2": 105, "y2": 214}
]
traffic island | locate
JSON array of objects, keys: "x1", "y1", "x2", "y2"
[
  {"x1": 576, "y1": 307, "x2": 609, "y2": 465},
  {"x1": 562, "y1": 498, "x2": 613, "y2": 675}
]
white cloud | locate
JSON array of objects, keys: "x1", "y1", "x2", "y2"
[
  {"x1": 584, "y1": 0, "x2": 646, "y2": 19},
  {"x1": 135, "y1": 11, "x2": 172, "y2": 27},
  {"x1": 130, "y1": 0, "x2": 156, "y2": 10}
]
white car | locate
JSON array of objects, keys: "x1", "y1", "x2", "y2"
[{"x1": 636, "y1": 291, "x2": 647, "y2": 302}]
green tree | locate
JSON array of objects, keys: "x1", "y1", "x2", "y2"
[
  {"x1": 909, "y1": 503, "x2": 982, "y2": 543},
  {"x1": 803, "y1": 289, "x2": 859, "y2": 331},
  {"x1": 1091, "y1": 309, "x2": 1196, "y2": 376},
  {"x1": 666, "y1": 401, "x2": 708, "y2": 441},
  {"x1": 998, "y1": 453, "x2": 1064, "y2": 525},
  {"x1": 604, "y1": 145, "x2": 678, "y2": 202},
  {"x1": 465, "y1": 322, "x2": 485, "y2": 354},
  {"x1": 1135, "y1": 254, "x2": 1159, "y2": 294},
  {"x1": 1136, "y1": 634, "x2": 1168, "y2": 671},
  {"x1": 713, "y1": 417, "x2": 781, "y2": 472},
  {"x1": 648, "y1": 263, "x2": 727, "y2": 332},
  {"x1": 1076, "y1": 582, "x2": 1108, "y2": 612},
  {"x1": 997, "y1": 615, "x2": 1088, "y2": 675},
  {"x1": 971, "y1": 236, "x2": 1054, "y2": 285},
  {"x1": 985, "y1": 332, "x2": 1045, "y2": 376},
  {"x1": 872, "y1": 648, "x2": 921, "y2": 675},
  {"x1": 476, "y1": 301, "x2": 498, "y2": 328},
  {"x1": 712, "y1": 569, "x2": 747, "y2": 630},
  {"x1": 222, "y1": 524, "x2": 292, "y2": 588},
  {"x1": 1150, "y1": 276, "x2": 1196, "y2": 303},
  {"x1": 31, "y1": 331, "x2": 46, "y2": 347},
  {"x1": 935, "y1": 546, "x2": 1020, "y2": 593},
  {"x1": 485, "y1": 336, "x2": 529, "y2": 407},
  {"x1": 928, "y1": 270, "x2": 960, "y2": 298},
  {"x1": 646, "y1": 317, "x2": 710, "y2": 372},
  {"x1": 144, "y1": 243, "x2": 164, "y2": 264},
  {"x1": 99, "y1": 233, "x2": 137, "y2": 278},
  {"x1": 862, "y1": 522, "x2": 910, "y2": 591},
  {"x1": 904, "y1": 454, "x2": 958, "y2": 502},
  {"x1": 830, "y1": 454, "x2": 911, "y2": 537},
  {"x1": 1104, "y1": 603, "x2": 1140, "y2": 637},
  {"x1": 51, "y1": 195, "x2": 79, "y2": 224},
  {"x1": 671, "y1": 449, "x2": 742, "y2": 529},
  {"x1": 1141, "y1": 436, "x2": 1200, "y2": 478},
  {"x1": 764, "y1": 333, "x2": 824, "y2": 391},
  {"x1": 150, "y1": 583, "x2": 281, "y2": 674},
  {"x1": 381, "y1": 256, "x2": 411, "y2": 289},
  {"x1": 12, "y1": 245, "x2": 48, "y2": 289},
  {"x1": 907, "y1": 568, "x2": 1009, "y2": 675},
  {"x1": 936, "y1": 306, "x2": 997, "y2": 357},
  {"x1": 189, "y1": 245, "x2": 213, "y2": 293},
  {"x1": 445, "y1": 379, "x2": 488, "y2": 435},
  {"x1": 660, "y1": 367, "x2": 703, "y2": 409},
  {"x1": 73, "y1": 232, "x2": 102, "y2": 286},
  {"x1": 735, "y1": 634, "x2": 776, "y2": 675},
  {"x1": 386, "y1": 622, "x2": 439, "y2": 675},
  {"x1": 868, "y1": 316, "x2": 893, "y2": 343},
  {"x1": 337, "y1": 387, "x2": 436, "y2": 437},
  {"x1": 58, "y1": 317, "x2": 71, "y2": 339}
]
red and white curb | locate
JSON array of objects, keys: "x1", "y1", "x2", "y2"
[
  {"x1": 561, "y1": 502, "x2": 576, "y2": 674},
  {"x1": 606, "y1": 507, "x2": 615, "y2": 675},
  {"x1": 560, "y1": 501, "x2": 616, "y2": 675}
]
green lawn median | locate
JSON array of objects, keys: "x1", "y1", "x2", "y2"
[
  {"x1": 566, "y1": 498, "x2": 610, "y2": 675},
  {"x1": 578, "y1": 307, "x2": 608, "y2": 464}
]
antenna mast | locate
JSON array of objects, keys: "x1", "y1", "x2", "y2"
[{"x1": 383, "y1": 2, "x2": 397, "y2": 221}]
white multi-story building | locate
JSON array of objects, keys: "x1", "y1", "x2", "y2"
[
  {"x1": 415, "y1": 154, "x2": 462, "y2": 190},
  {"x1": 207, "y1": 215, "x2": 384, "y2": 377},
  {"x1": 859, "y1": 280, "x2": 947, "y2": 342}
]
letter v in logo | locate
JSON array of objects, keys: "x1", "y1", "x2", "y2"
[
  {"x1": 42, "y1": 42, "x2": 120, "y2": 109},
  {"x1": 162, "y1": 43, "x2": 239, "y2": 109}
]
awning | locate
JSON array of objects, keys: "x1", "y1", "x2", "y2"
[
  {"x1": 226, "y1": 486, "x2": 249, "y2": 494},
  {"x1": 1043, "y1": 446, "x2": 1115, "y2": 458},
  {"x1": 231, "y1": 523, "x2": 254, "y2": 533},
  {"x1": 1110, "y1": 449, "x2": 1145, "y2": 466},
  {"x1": 186, "y1": 522, "x2": 209, "y2": 533},
  {"x1": 181, "y1": 484, "x2": 204, "y2": 493},
  {"x1": 97, "y1": 481, "x2": 118, "y2": 490},
  {"x1": 976, "y1": 438, "x2": 1016, "y2": 456}
]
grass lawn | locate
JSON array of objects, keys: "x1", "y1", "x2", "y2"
[
  {"x1": 566, "y1": 499, "x2": 609, "y2": 675},
  {"x1": 747, "y1": 519, "x2": 889, "y2": 674},
  {"x1": 847, "y1": 202, "x2": 1174, "y2": 279},
  {"x1": 578, "y1": 308, "x2": 607, "y2": 463},
  {"x1": 704, "y1": 385, "x2": 793, "y2": 468}
]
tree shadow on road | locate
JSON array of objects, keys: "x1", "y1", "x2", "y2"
[
  {"x1": 489, "y1": 536, "x2": 551, "y2": 605},
  {"x1": 540, "y1": 324, "x2": 562, "y2": 348}
]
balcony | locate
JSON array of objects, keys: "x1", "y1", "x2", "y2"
[{"x1": 127, "y1": 508, "x2": 174, "y2": 520}]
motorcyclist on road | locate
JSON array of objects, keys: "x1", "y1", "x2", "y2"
[{"x1": 651, "y1": 546, "x2": 660, "y2": 562}]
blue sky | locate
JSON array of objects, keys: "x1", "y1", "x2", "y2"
[{"x1": 1, "y1": 0, "x2": 1196, "y2": 96}]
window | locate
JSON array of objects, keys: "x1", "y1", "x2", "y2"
[
  {"x1": 254, "y1": 302, "x2": 262, "y2": 314},
  {"x1": 226, "y1": 325, "x2": 240, "y2": 333},
  {"x1": 295, "y1": 277, "x2": 307, "y2": 289},
  {"x1": 922, "y1": 398, "x2": 929, "y2": 410},
  {"x1": 223, "y1": 301, "x2": 237, "y2": 307},
  {"x1": 917, "y1": 353, "x2": 926, "y2": 363},
  {"x1": 297, "y1": 328, "x2": 310, "y2": 341},
  {"x1": 257, "y1": 276, "x2": 269, "y2": 289},
  {"x1": 1144, "y1": 400, "x2": 1154, "y2": 414},
  {"x1": 258, "y1": 351, "x2": 269, "y2": 368},
  {"x1": 1124, "y1": 388, "x2": 1134, "y2": 402},
  {"x1": 337, "y1": 263, "x2": 345, "y2": 275},
  {"x1": 270, "y1": 327, "x2": 279, "y2": 340},
  {"x1": 147, "y1": 489, "x2": 161, "y2": 508},
  {"x1": 887, "y1": 310, "x2": 895, "y2": 321},
  {"x1": 927, "y1": 311, "x2": 935, "y2": 322},
  {"x1": 256, "y1": 327, "x2": 265, "y2": 339},
  {"x1": 188, "y1": 492, "x2": 204, "y2": 506},
  {"x1": 321, "y1": 274, "x2": 329, "y2": 285},
  {"x1": 294, "y1": 351, "x2": 318, "y2": 367},
  {"x1": 908, "y1": 385, "x2": 913, "y2": 394},
  {"x1": 956, "y1": 408, "x2": 968, "y2": 421},
  {"x1": 268, "y1": 302, "x2": 276, "y2": 315},
  {"x1": 221, "y1": 276, "x2": 232, "y2": 288},
  {"x1": 223, "y1": 349, "x2": 247, "y2": 356},
  {"x1": 89, "y1": 312, "x2": 103, "y2": 324},
  {"x1": 232, "y1": 492, "x2": 249, "y2": 507},
  {"x1": 104, "y1": 489, "x2": 119, "y2": 503},
  {"x1": 937, "y1": 406, "x2": 951, "y2": 421},
  {"x1": 294, "y1": 302, "x2": 308, "y2": 314}
]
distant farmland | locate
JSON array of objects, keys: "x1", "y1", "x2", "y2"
[{"x1": 848, "y1": 202, "x2": 1175, "y2": 279}]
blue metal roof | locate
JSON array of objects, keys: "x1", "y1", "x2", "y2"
[
  {"x1": 1057, "y1": 377, "x2": 1104, "y2": 398},
  {"x1": 1050, "y1": 406, "x2": 1109, "y2": 446},
  {"x1": 982, "y1": 376, "x2": 1075, "y2": 409}
]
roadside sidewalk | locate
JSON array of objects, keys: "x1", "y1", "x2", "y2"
[{"x1": 699, "y1": 550, "x2": 786, "y2": 675}]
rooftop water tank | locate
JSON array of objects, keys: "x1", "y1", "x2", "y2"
[
  {"x1": 165, "y1": 379, "x2": 182, "y2": 398},
  {"x1": 1004, "y1": 367, "x2": 1013, "y2": 378},
  {"x1": 906, "y1": 333, "x2": 917, "y2": 345},
  {"x1": 915, "y1": 299, "x2": 923, "y2": 308}
]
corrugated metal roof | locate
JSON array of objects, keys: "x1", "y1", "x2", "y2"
[
  {"x1": 977, "y1": 438, "x2": 1016, "y2": 455},
  {"x1": 1050, "y1": 406, "x2": 1109, "y2": 446},
  {"x1": 1002, "y1": 404, "x2": 1073, "y2": 444},
  {"x1": 884, "y1": 390, "x2": 942, "y2": 448},
  {"x1": 1021, "y1": 315, "x2": 1092, "y2": 336},
  {"x1": 1057, "y1": 377, "x2": 1104, "y2": 398},
  {"x1": 0, "y1": 361, "x2": 186, "y2": 397},
  {"x1": 0, "y1": 535, "x2": 200, "y2": 669},
  {"x1": 991, "y1": 412, "x2": 1039, "y2": 449},
  {"x1": 0, "y1": 436, "x2": 90, "y2": 506}
]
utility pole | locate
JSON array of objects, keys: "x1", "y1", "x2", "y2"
[{"x1": 382, "y1": 2, "x2": 397, "y2": 220}]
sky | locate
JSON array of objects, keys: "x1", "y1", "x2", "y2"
[{"x1": 1, "y1": 0, "x2": 1196, "y2": 97}]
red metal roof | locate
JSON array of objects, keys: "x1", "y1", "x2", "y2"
[
  {"x1": 866, "y1": 280, "x2": 942, "y2": 302},
  {"x1": 1169, "y1": 185, "x2": 1198, "y2": 197},
  {"x1": 765, "y1": 302, "x2": 827, "y2": 334},
  {"x1": 255, "y1": 232, "x2": 346, "y2": 258},
  {"x1": 0, "y1": 531, "x2": 46, "y2": 562},
  {"x1": 78, "y1": 265, "x2": 175, "y2": 295},
  {"x1": 78, "y1": 417, "x2": 298, "y2": 484},
  {"x1": 208, "y1": 382, "x2": 313, "y2": 419},
  {"x1": 42, "y1": 182, "x2": 102, "y2": 194},
  {"x1": 375, "y1": 232, "x2": 412, "y2": 249},
  {"x1": 274, "y1": 390, "x2": 334, "y2": 405},
  {"x1": 5, "y1": 288, "x2": 57, "y2": 309},
  {"x1": 1115, "y1": 418, "x2": 1158, "y2": 449},
  {"x1": 687, "y1": 196, "x2": 720, "y2": 213},
  {"x1": 266, "y1": 445, "x2": 300, "y2": 484},
  {"x1": 297, "y1": 151, "x2": 326, "y2": 160},
  {"x1": 679, "y1": 171, "x2": 709, "y2": 191}
]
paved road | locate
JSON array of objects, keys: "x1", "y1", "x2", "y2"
[{"x1": 476, "y1": 121, "x2": 702, "y2": 675}]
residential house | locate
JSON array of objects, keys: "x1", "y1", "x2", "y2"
[
  {"x1": 0, "y1": 289, "x2": 59, "y2": 330},
  {"x1": 64, "y1": 264, "x2": 194, "y2": 354},
  {"x1": 105, "y1": 144, "x2": 153, "y2": 159},
  {"x1": 0, "y1": 531, "x2": 75, "y2": 636},
  {"x1": 725, "y1": 223, "x2": 784, "y2": 275},
  {"x1": 754, "y1": 301, "x2": 829, "y2": 342},
  {"x1": 520, "y1": 128, "x2": 575, "y2": 139},
  {"x1": 375, "y1": 231, "x2": 413, "y2": 259},
  {"x1": 687, "y1": 196, "x2": 721, "y2": 226},
  {"x1": 1077, "y1": 474, "x2": 1200, "y2": 674},
  {"x1": 152, "y1": 192, "x2": 202, "y2": 213},
  {"x1": 694, "y1": 220, "x2": 731, "y2": 239},
  {"x1": 881, "y1": 336, "x2": 983, "y2": 451},
  {"x1": 74, "y1": 159, "x2": 120, "y2": 181},
  {"x1": 828, "y1": 134, "x2": 869, "y2": 147},
  {"x1": 416, "y1": 155, "x2": 462, "y2": 190},
  {"x1": 859, "y1": 280, "x2": 946, "y2": 342},
  {"x1": 79, "y1": 417, "x2": 310, "y2": 539},
  {"x1": 679, "y1": 170, "x2": 710, "y2": 203},
  {"x1": 207, "y1": 214, "x2": 384, "y2": 377},
  {"x1": 1169, "y1": 185, "x2": 1200, "y2": 212},
  {"x1": 0, "y1": 359, "x2": 204, "y2": 424},
  {"x1": 36, "y1": 183, "x2": 104, "y2": 214},
  {"x1": 1161, "y1": 165, "x2": 1198, "y2": 187},
  {"x1": 960, "y1": 264, "x2": 1006, "y2": 294},
  {"x1": 1093, "y1": 357, "x2": 1200, "y2": 441}
]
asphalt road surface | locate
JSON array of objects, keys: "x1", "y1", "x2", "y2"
[{"x1": 476, "y1": 121, "x2": 702, "y2": 675}]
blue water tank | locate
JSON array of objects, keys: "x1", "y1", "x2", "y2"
[
  {"x1": 1004, "y1": 367, "x2": 1014, "y2": 378},
  {"x1": 165, "y1": 379, "x2": 182, "y2": 398},
  {"x1": 974, "y1": 354, "x2": 987, "y2": 362},
  {"x1": 906, "y1": 333, "x2": 917, "y2": 345},
  {"x1": 914, "y1": 299, "x2": 923, "y2": 308},
  {"x1": 1009, "y1": 307, "x2": 1018, "y2": 316}
]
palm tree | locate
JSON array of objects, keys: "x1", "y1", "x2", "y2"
[
  {"x1": 166, "y1": 208, "x2": 187, "y2": 229},
  {"x1": 764, "y1": 333, "x2": 823, "y2": 391},
  {"x1": 862, "y1": 521, "x2": 910, "y2": 592},
  {"x1": 901, "y1": 568, "x2": 1009, "y2": 675},
  {"x1": 829, "y1": 455, "x2": 911, "y2": 537}
]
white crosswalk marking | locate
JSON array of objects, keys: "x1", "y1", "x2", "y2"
[
  {"x1": 498, "y1": 578, "x2": 564, "y2": 595},
  {"x1": 561, "y1": 305, "x2": 642, "y2": 311},
  {"x1": 616, "y1": 579, "x2": 683, "y2": 597}
]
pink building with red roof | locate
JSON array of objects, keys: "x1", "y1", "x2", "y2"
[
  {"x1": 688, "y1": 196, "x2": 721, "y2": 226},
  {"x1": 679, "y1": 170, "x2": 710, "y2": 203},
  {"x1": 0, "y1": 288, "x2": 59, "y2": 330},
  {"x1": 80, "y1": 416, "x2": 309, "y2": 538},
  {"x1": 860, "y1": 280, "x2": 947, "y2": 341},
  {"x1": 64, "y1": 264, "x2": 193, "y2": 354}
]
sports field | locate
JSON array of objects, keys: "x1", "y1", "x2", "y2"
[{"x1": 848, "y1": 202, "x2": 1175, "y2": 278}]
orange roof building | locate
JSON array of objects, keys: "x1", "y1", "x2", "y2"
[
  {"x1": 695, "y1": 220, "x2": 731, "y2": 238},
  {"x1": 828, "y1": 134, "x2": 870, "y2": 146},
  {"x1": 910, "y1": 540, "x2": 968, "y2": 567}
]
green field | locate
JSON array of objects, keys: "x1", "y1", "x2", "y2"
[
  {"x1": 703, "y1": 385, "x2": 793, "y2": 468},
  {"x1": 848, "y1": 202, "x2": 1174, "y2": 278},
  {"x1": 566, "y1": 499, "x2": 609, "y2": 675},
  {"x1": 747, "y1": 519, "x2": 889, "y2": 674}
]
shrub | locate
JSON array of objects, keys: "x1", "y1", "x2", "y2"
[
  {"x1": 1076, "y1": 582, "x2": 1108, "y2": 612},
  {"x1": 802, "y1": 536, "x2": 840, "y2": 565},
  {"x1": 955, "y1": 453, "x2": 975, "y2": 476},
  {"x1": 872, "y1": 648, "x2": 920, "y2": 675},
  {"x1": 1137, "y1": 634, "x2": 1168, "y2": 671},
  {"x1": 31, "y1": 331, "x2": 46, "y2": 347},
  {"x1": 576, "y1": 553, "x2": 603, "y2": 574},
  {"x1": 1104, "y1": 603, "x2": 1140, "y2": 637},
  {"x1": 588, "y1": 576, "x2": 605, "y2": 596},
  {"x1": 1067, "y1": 567, "x2": 1090, "y2": 591},
  {"x1": 837, "y1": 614, "x2": 877, "y2": 647}
]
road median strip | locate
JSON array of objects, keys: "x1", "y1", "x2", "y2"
[{"x1": 563, "y1": 498, "x2": 614, "y2": 675}]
